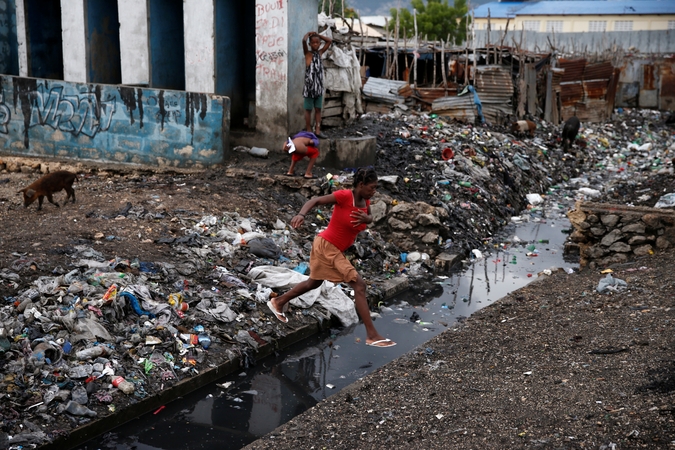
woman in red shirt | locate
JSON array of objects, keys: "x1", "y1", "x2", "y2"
[{"x1": 267, "y1": 167, "x2": 396, "y2": 348}]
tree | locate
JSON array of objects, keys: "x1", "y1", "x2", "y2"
[
  {"x1": 318, "y1": 0, "x2": 357, "y2": 18},
  {"x1": 390, "y1": 0, "x2": 470, "y2": 45}
]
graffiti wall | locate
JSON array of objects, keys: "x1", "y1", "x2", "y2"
[
  {"x1": 255, "y1": 0, "x2": 288, "y2": 136},
  {"x1": 0, "y1": 76, "x2": 230, "y2": 168}
]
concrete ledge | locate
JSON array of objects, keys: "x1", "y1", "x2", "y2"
[
  {"x1": 435, "y1": 252, "x2": 462, "y2": 271},
  {"x1": 317, "y1": 136, "x2": 377, "y2": 170},
  {"x1": 381, "y1": 277, "x2": 410, "y2": 298}
]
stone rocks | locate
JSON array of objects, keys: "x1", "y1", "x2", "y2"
[{"x1": 568, "y1": 203, "x2": 675, "y2": 266}]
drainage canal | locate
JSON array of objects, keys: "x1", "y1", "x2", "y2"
[{"x1": 74, "y1": 194, "x2": 578, "y2": 450}]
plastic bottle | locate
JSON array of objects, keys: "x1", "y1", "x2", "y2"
[
  {"x1": 64, "y1": 400, "x2": 97, "y2": 417},
  {"x1": 458, "y1": 181, "x2": 472, "y2": 187},
  {"x1": 111, "y1": 376, "x2": 135, "y2": 394},
  {"x1": 76, "y1": 346, "x2": 109, "y2": 360}
]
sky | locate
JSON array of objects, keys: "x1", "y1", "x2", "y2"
[{"x1": 347, "y1": 0, "x2": 491, "y2": 17}]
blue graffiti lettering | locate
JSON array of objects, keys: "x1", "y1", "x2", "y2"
[
  {"x1": 0, "y1": 102, "x2": 9, "y2": 134},
  {"x1": 30, "y1": 85, "x2": 116, "y2": 138}
]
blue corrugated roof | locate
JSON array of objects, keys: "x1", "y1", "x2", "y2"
[
  {"x1": 473, "y1": 2, "x2": 528, "y2": 19},
  {"x1": 474, "y1": 1, "x2": 675, "y2": 18}
]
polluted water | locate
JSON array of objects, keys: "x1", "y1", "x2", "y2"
[{"x1": 74, "y1": 193, "x2": 577, "y2": 450}]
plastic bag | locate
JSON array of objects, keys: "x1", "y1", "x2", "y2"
[{"x1": 247, "y1": 238, "x2": 281, "y2": 259}]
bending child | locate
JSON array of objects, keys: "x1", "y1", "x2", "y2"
[
  {"x1": 284, "y1": 131, "x2": 319, "y2": 179},
  {"x1": 267, "y1": 167, "x2": 396, "y2": 348}
]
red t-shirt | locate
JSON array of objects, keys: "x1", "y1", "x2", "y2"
[{"x1": 318, "y1": 189, "x2": 370, "y2": 252}]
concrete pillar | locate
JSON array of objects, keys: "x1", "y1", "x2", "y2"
[
  {"x1": 14, "y1": 0, "x2": 28, "y2": 77},
  {"x1": 184, "y1": 0, "x2": 215, "y2": 93},
  {"x1": 118, "y1": 0, "x2": 150, "y2": 85},
  {"x1": 61, "y1": 0, "x2": 88, "y2": 82},
  {"x1": 255, "y1": 0, "x2": 289, "y2": 136}
]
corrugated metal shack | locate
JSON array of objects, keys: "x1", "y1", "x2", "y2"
[
  {"x1": 557, "y1": 59, "x2": 620, "y2": 122},
  {"x1": 615, "y1": 55, "x2": 675, "y2": 111}
]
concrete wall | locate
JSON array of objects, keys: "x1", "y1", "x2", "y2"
[
  {"x1": 474, "y1": 30, "x2": 675, "y2": 54},
  {"x1": 0, "y1": 75, "x2": 230, "y2": 168},
  {"x1": 118, "y1": 0, "x2": 149, "y2": 86},
  {"x1": 61, "y1": 0, "x2": 87, "y2": 83},
  {"x1": 475, "y1": 15, "x2": 675, "y2": 32},
  {"x1": 255, "y1": 0, "x2": 290, "y2": 137},
  {"x1": 184, "y1": 0, "x2": 215, "y2": 93}
]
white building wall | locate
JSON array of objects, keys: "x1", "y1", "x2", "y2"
[
  {"x1": 184, "y1": 0, "x2": 215, "y2": 93},
  {"x1": 118, "y1": 0, "x2": 150, "y2": 85},
  {"x1": 61, "y1": 0, "x2": 88, "y2": 82},
  {"x1": 255, "y1": 0, "x2": 289, "y2": 136}
]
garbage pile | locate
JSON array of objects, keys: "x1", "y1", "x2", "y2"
[
  {"x1": 0, "y1": 106, "x2": 673, "y2": 448},
  {"x1": 0, "y1": 209, "x2": 408, "y2": 448},
  {"x1": 346, "y1": 107, "x2": 674, "y2": 260}
]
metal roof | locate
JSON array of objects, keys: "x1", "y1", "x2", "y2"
[
  {"x1": 473, "y1": 2, "x2": 528, "y2": 19},
  {"x1": 474, "y1": 1, "x2": 675, "y2": 18}
]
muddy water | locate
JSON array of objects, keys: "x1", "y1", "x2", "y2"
[{"x1": 75, "y1": 202, "x2": 578, "y2": 450}]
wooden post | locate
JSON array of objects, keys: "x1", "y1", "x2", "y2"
[
  {"x1": 464, "y1": 11, "x2": 469, "y2": 84},
  {"x1": 433, "y1": 41, "x2": 437, "y2": 88},
  {"x1": 413, "y1": 8, "x2": 418, "y2": 88},
  {"x1": 357, "y1": 10, "x2": 365, "y2": 66},
  {"x1": 487, "y1": 8, "x2": 491, "y2": 65},
  {"x1": 499, "y1": 18, "x2": 510, "y2": 65},
  {"x1": 472, "y1": 9, "x2": 477, "y2": 86},
  {"x1": 394, "y1": 13, "x2": 400, "y2": 80},
  {"x1": 441, "y1": 39, "x2": 447, "y2": 94},
  {"x1": 385, "y1": 18, "x2": 390, "y2": 78}
]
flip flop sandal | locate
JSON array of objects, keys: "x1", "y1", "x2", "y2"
[
  {"x1": 366, "y1": 338, "x2": 397, "y2": 348},
  {"x1": 267, "y1": 300, "x2": 288, "y2": 323}
]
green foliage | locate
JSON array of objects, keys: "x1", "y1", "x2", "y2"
[
  {"x1": 389, "y1": 0, "x2": 470, "y2": 44},
  {"x1": 318, "y1": 0, "x2": 357, "y2": 18}
]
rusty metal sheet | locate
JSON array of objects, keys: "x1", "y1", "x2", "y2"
[
  {"x1": 558, "y1": 59, "x2": 586, "y2": 83},
  {"x1": 659, "y1": 58, "x2": 675, "y2": 111},
  {"x1": 431, "y1": 95, "x2": 476, "y2": 122},
  {"x1": 583, "y1": 80, "x2": 609, "y2": 99},
  {"x1": 584, "y1": 61, "x2": 614, "y2": 80},
  {"x1": 642, "y1": 64, "x2": 656, "y2": 90},
  {"x1": 560, "y1": 82, "x2": 584, "y2": 105}
]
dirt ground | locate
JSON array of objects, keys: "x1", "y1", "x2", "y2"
[
  {"x1": 244, "y1": 250, "x2": 675, "y2": 450},
  {"x1": 1, "y1": 111, "x2": 673, "y2": 449}
]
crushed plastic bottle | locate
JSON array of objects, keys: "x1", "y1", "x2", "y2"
[
  {"x1": 64, "y1": 400, "x2": 97, "y2": 417},
  {"x1": 111, "y1": 376, "x2": 135, "y2": 394},
  {"x1": 76, "y1": 346, "x2": 109, "y2": 360}
]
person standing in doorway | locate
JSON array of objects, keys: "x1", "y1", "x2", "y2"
[
  {"x1": 303, "y1": 31, "x2": 332, "y2": 139},
  {"x1": 267, "y1": 167, "x2": 396, "y2": 348}
]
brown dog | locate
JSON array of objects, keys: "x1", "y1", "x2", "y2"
[{"x1": 19, "y1": 170, "x2": 78, "y2": 210}]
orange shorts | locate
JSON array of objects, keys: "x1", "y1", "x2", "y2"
[
  {"x1": 309, "y1": 236, "x2": 358, "y2": 283},
  {"x1": 291, "y1": 145, "x2": 319, "y2": 162}
]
